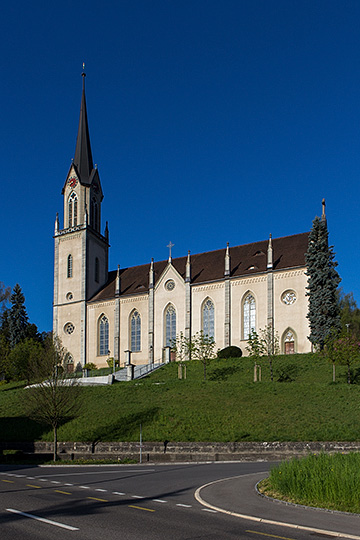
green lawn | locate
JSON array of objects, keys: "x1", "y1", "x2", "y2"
[{"x1": 1, "y1": 353, "x2": 360, "y2": 443}]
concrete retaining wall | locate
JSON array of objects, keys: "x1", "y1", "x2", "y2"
[{"x1": 1, "y1": 441, "x2": 360, "y2": 462}]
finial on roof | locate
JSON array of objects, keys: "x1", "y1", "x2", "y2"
[
  {"x1": 115, "y1": 264, "x2": 120, "y2": 296},
  {"x1": 267, "y1": 233, "x2": 273, "y2": 270},
  {"x1": 149, "y1": 258, "x2": 155, "y2": 289},
  {"x1": 321, "y1": 198, "x2": 326, "y2": 221},
  {"x1": 224, "y1": 242, "x2": 230, "y2": 277},
  {"x1": 186, "y1": 251, "x2": 191, "y2": 283}
]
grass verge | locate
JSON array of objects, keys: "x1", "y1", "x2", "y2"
[{"x1": 259, "y1": 452, "x2": 360, "y2": 513}]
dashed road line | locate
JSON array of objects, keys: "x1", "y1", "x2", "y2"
[
  {"x1": 131, "y1": 495, "x2": 144, "y2": 499},
  {"x1": 152, "y1": 499, "x2": 167, "y2": 503},
  {"x1": 113, "y1": 491, "x2": 125, "y2": 495},
  {"x1": 2, "y1": 479, "x2": 14, "y2": 484},
  {"x1": 51, "y1": 481, "x2": 61, "y2": 484},
  {"x1": 95, "y1": 488, "x2": 107, "y2": 492},
  {"x1": 7, "y1": 508, "x2": 79, "y2": 531},
  {"x1": 129, "y1": 505, "x2": 155, "y2": 512},
  {"x1": 176, "y1": 503, "x2": 192, "y2": 508},
  {"x1": 202, "y1": 508, "x2": 218, "y2": 513},
  {"x1": 55, "y1": 490, "x2": 72, "y2": 495},
  {"x1": 27, "y1": 484, "x2": 42, "y2": 489},
  {"x1": 79, "y1": 486, "x2": 90, "y2": 489},
  {"x1": 87, "y1": 496, "x2": 108, "y2": 502}
]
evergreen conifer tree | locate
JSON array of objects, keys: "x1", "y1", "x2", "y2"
[
  {"x1": 305, "y1": 207, "x2": 341, "y2": 349},
  {"x1": 9, "y1": 284, "x2": 29, "y2": 348}
]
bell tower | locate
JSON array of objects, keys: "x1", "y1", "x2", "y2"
[{"x1": 53, "y1": 70, "x2": 109, "y2": 368}]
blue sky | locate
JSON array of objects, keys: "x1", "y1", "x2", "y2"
[{"x1": 1, "y1": 0, "x2": 359, "y2": 332}]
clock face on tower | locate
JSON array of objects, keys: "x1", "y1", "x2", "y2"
[{"x1": 68, "y1": 176, "x2": 78, "y2": 189}]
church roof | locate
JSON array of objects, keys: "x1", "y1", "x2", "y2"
[
  {"x1": 89, "y1": 231, "x2": 309, "y2": 303},
  {"x1": 73, "y1": 74, "x2": 94, "y2": 184}
]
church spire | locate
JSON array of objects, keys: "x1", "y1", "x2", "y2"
[{"x1": 73, "y1": 67, "x2": 94, "y2": 183}]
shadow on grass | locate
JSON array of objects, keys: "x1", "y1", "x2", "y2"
[
  {"x1": 208, "y1": 365, "x2": 240, "y2": 381},
  {"x1": 78, "y1": 406, "x2": 160, "y2": 450}
]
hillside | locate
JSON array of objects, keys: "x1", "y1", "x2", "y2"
[{"x1": 1, "y1": 353, "x2": 360, "y2": 443}]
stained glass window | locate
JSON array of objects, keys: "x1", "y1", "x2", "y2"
[
  {"x1": 99, "y1": 315, "x2": 109, "y2": 356},
  {"x1": 165, "y1": 305, "x2": 176, "y2": 347},
  {"x1": 131, "y1": 311, "x2": 141, "y2": 352},
  {"x1": 243, "y1": 293, "x2": 256, "y2": 339},
  {"x1": 203, "y1": 299, "x2": 215, "y2": 338}
]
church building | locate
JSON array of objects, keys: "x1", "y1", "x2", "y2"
[{"x1": 53, "y1": 75, "x2": 312, "y2": 370}]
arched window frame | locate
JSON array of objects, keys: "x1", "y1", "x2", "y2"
[
  {"x1": 68, "y1": 192, "x2": 78, "y2": 228},
  {"x1": 164, "y1": 304, "x2": 176, "y2": 347},
  {"x1": 130, "y1": 310, "x2": 141, "y2": 352},
  {"x1": 91, "y1": 197, "x2": 99, "y2": 231},
  {"x1": 202, "y1": 297, "x2": 215, "y2": 338},
  {"x1": 242, "y1": 292, "x2": 256, "y2": 340},
  {"x1": 67, "y1": 254, "x2": 73, "y2": 278},
  {"x1": 98, "y1": 314, "x2": 109, "y2": 356},
  {"x1": 282, "y1": 328, "x2": 297, "y2": 354}
]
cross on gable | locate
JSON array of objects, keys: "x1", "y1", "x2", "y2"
[{"x1": 167, "y1": 241, "x2": 174, "y2": 261}]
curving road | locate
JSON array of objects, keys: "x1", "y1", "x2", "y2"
[{"x1": 0, "y1": 462, "x2": 358, "y2": 539}]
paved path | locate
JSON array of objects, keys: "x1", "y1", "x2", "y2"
[{"x1": 196, "y1": 470, "x2": 360, "y2": 539}]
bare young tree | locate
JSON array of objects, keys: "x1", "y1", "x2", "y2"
[
  {"x1": 25, "y1": 336, "x2": 81, "y2": 461},
  {"x1": 190, "y1": 331, "x2": 216, "y2": 381}
]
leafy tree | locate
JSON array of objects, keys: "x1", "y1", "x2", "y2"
[
  {"x1": 305, "y1": 215, "x2": 341, "y2": 350},
  {"x1": 24, "y1": 336, "x2": 81, "y2": 461},
  {"x1": 0, "y1": 281, "x2": 11, "y2": 314},
  {"x1": 246, "y1": 325, "x2": 280, "y2": 382},
  {"x1": 8, "y1": 284, "x2": 29, "y2": 348},
  {"x1": 325, "y1": 332, "x2": 360, "y2": 384},
  {"x1": 190, "y1": 331, "x2": 216, "y2": 381},
  {"x1": 8, "y1": 338, "x2": 43, "y2": 383},
  {"x1": 338, "y1": 289, "x2": 360, "y2": 339},
  {"x1": 171, "y1": 332, "x2": 191, "y2": 379}
]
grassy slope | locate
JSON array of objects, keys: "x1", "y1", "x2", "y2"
[{"x1": 1, "y1": 353, "x2": 360, "y2": 443}]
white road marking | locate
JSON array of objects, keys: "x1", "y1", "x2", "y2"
[
  {"x1": 152, "y1": 499, "x2": 167, "y2": 503},
  {"x1": 51, "y1": 481, "x2": 61, "y2": 484},
  {"x1": 113, "y1": 492, "x2": 125, "y2": 495},
  {"x1": 38, "y1": 479, "x2": 47, "y2": 482},
  {"x1": 39, "y1": 469, "x2": 155, "y2": 477},
  {"x1": 131, "y1": 495, "x2": 144, "y2": 499},
  {"x1": 65, "y1": 483, "x2": 73, "y2": 486},
  {"x1": 79, "y1": 486, "x2": 90, "y2": 489},
  {"x1": 176, "y1": 503, "x2": 192, "y2": 508},
  {"x1": 202, "y1": 508, "x2": 217, "y2": 513},
  {"x1": 27, "y1": 477, "x2": 35, "y2": 480},
  {"x1": 6, "y1": 508, "x2": 79, "y2": 531},
  {"x1": 95, "y1": 489, "x2": 107, "y2": 492}
]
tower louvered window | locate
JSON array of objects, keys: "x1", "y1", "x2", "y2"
[
  {"x1": 67, "y1": 254, "x2": 73, "y2": 278},
  {"x1": 68, "y1": 192, "x2": 78, "y2": 227}
]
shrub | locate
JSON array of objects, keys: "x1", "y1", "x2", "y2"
[
  {"x1": 217, "y1": 346, "x2": 242, "y2": 359},
  {"x1": 83, "y1": 363, "x2": 98, "y2": 371}
]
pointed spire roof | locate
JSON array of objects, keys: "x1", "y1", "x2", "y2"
[{"x1": 73, "y1": 71, "x2": 94, "y2": 184}]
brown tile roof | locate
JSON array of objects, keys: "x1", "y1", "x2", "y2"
[{"x1": 89, "y1": 232, "x2": 309, "y2": 303}]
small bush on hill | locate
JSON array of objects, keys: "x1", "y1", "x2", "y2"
[{"x1": 217, "y1": 346, "x2": 242, "y2": 359}]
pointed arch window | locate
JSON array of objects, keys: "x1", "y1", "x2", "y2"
[
  {"x1": 283, "y1": 328, "x2": 296, "y2": 354},
  {"x1": 131, "y1": 310, "x2": 141, "y2": 352},
  {"x1": 67, "y1": 254, "x2": 73, "y2": 278},
  {"x1": 99, "y1": 315, "x2": 109, "y2": 356},
  {"x1": 68, "y1": 192, "x2": 78, "y2": 228},
  {"x1": 243, "y1": 293, "x2": 256, "y2": 340},
  {"x1": 95, "y1": 257, "x2": 99, "y2": 283},
  {"x1": 165, "y1": 305, "x2": 176, "y2": 347},
  {"x1": 202, "y1": 298, "x2": 215, "y2": 338}
]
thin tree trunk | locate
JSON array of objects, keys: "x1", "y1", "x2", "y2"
[
  {"x1": 53, "y1": 425, "x2": 57, "y2": 462},
  {"x1": 333, "y1": 362, "x2": 336, "y2": 383},
  {"x1": 348, "y1": 365, "x2": 351, "y2": 384},
  {"x1": 269, "y1": 357, "x2": 274, "y2": 382},
  {"x1": 203, "y1": 359, "x2": 206, "y2": 381}
]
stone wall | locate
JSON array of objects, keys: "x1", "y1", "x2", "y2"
[{"x1": 1, "y1": 441, "x2": 360, "y2": 462}]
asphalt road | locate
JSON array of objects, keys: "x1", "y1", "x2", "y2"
[{"x1": 0, "y1": 462, "x2": 357, "y2": 539}]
